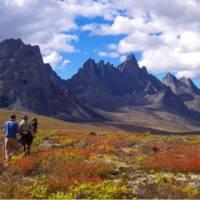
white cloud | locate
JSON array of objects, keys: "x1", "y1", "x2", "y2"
[
  {"x1": 108, "y1": 43, "x2": 118, "y2": 50},
  {"x1": 120, "y1": 55, "x2": 127, "y2": 62},
  {"x1": 82, "y1": 0, "x2": 200, "y2": 78},
  {"x1": 177, "y1": 70, "x2": 200, "y2": 79},
  {"x1": 43, "y1": 51, "x2": 70, "y2": 70},
  {"x1": 139, "y1": 47, "x2": 200, "y2": 77},
  {"x1": 0, "y1": 0, "x2": 116, "y2": 69},
  {"x1": 2, "y1": 0, "x2": 200, "y2": 78},
  {"x1": 62, "y1": 59, "x2": 71, "y2": 67},
  {"x1": 179, "y1": 31, "x2": 200, "y2": 52},
  {"x1": 118, "y1": 31, "x2": 165, "y2": 53},
  {"x1": 39, "y1": 34, "x2": 78, "y2": 54},
  {"x1": 98, "y1": 51, "x2": 119, "y2": 58}
]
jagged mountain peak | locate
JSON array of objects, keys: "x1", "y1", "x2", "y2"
[
  {"x1": 1, "y1": 38, "x2": 24, "y2": 46},
  {"x1": 162, "y1": 72, "x2": 200, "y2": 109},
  {"x1": 141, "y1": 66, "x2": 147, "y2": 72},
  {"x1": 179, "y1": 76, "x2": 200, "y2": 94},
  {"x1": 0, "y1": 38, "x2": 103, "y2": 121},
  {"x1": 83, "y1": 58, "x2": 96, "y2": 66},
  {"x1": 165, "y1": 72, "x2": 176, "y2": 78},
  {"x1": 163, "y1": 73, "x2": 179, "y2": 86},
  {"x1": 179, "y1": 76, "x2": 193, "y2": 86},
  {"x1": 163, "y1": 73, "x2": 200, "y2": 91},
  {"x1": 67, "y1": 54, "x2": 183, "y2": 111},
  {"x1": 126, "y1": 54, "x2": 137, "y2": 62},
  {"x1": 98, "y1": 60, "x2": 105, "y2": 65},
  {"x1": 0, "y1": 38, "x2": 43, "y2": 65},
  {"x1": 118, "y1": 54, "x2": 140, "y2": 73}
]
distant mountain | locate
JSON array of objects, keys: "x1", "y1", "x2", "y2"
[
  {"x1": 66, "y1": 54, "x2": 200, "y2": 130},
  {"x1": 163, "y1": 73, "x2": 200, "y2": 112},
  {"x1": 66, "y1": 55, "x2": 190, "y2": 114},
  {"x1": 1, "y1": 38, "x2": 200, "y2": 131},
  {"x1": 163, "y1": 73, "x2": 200, "y2": 97},
  {"x1": 0, "y1": 39, "x2": 102, "y2": 121}
]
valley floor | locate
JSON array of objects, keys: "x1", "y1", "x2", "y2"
[{"x1": 0, "y1": 110, "x2": 200, "y2": 199}]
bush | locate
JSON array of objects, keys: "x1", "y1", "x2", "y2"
[
  {"x1": 53, "y1": 181, "x2": 132, "y2": 199},
  {"x1": 22, "y1": 175, "x2": 48, "y2": 199},
  {"x1": 60, "y1": 139, "x2": 76, "y2": 147},
  {"x1": 48, "y1": 191, "x2": 73, "y2": 199},
  {"x1": 10, "y1": 156, "x2": 37, "y2": 175},
  {"x1": 137, "y1": 172, "x2": 200, "y2": 199}
]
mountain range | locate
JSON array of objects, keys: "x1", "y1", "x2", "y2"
[
  {"x1": 0, "y1": 39, "x2": 102, "y2": 121},
  {"x1": 0, "y1": 38, "x2": 200, "y2": 131}
]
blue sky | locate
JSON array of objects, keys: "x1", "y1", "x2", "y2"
[{"x1": 1, "y1": 0, "x2": 200, "y2": 87}]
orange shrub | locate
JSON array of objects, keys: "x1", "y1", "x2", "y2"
[
  {"x1": 10, "y1": 157, "x2": 37, "y2": 175},
  {"x1": 48, "y1": 175, "x2": 101, "y2": 193},
  {"x1": 144, "y1": 144, "x2": 200, "y2": 172}
]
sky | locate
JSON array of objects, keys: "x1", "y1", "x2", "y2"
[{"x1": 1, "y1": 0, "x2": 200, "y2": 87}]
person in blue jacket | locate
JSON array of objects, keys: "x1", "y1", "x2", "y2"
[{"x1": 3, "y1": 115, "x2": 20, "y2": 160}]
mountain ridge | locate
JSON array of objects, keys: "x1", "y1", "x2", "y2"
[
  {"x1": 0, "y1": 38, "x2": 200, "y2": 130},
  {"x1": 66, "y1": 55, "x2": 193, "y2": 114},
  {"x1": 66, "y1": 53, "x2": 200, "y2": 130},
  {"x1": 162, "y1": 72, "x2": 200, "y2": 114},
  {"x1": 0, "y1": 38, "x2": 103, "y2": 121}
]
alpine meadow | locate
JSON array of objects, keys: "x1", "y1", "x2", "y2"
[{"x1": 1, "y1": 0, "x2": 200, "y2": 199}]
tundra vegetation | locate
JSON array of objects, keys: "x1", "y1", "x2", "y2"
[{"x1": 1, "y1": 110, "x2": 200, "y2": 199}]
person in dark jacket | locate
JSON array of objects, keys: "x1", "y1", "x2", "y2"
[
  {"x1": 31, "y1": 118, "x2": 38, "y2": 134},
  {"x1": 3, "y1": 115, "x2": 20, "y2": 160},
  {"x1": 19, "y1": 115, "x2": 33, "y2": 156}
]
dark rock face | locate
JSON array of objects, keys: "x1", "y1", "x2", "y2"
[
  {"x1": 0, "y1": 39, "x2": 102, "y2": 121},
  {"x1": 145, "y1": 87, "x2": 190, "y2": 116},
  {"x1": 66, "y1": 55, "x2": 191, "y2": 116},
  {"x1": 163, "y1": 73, "x2": 200, "y2": 96},
  {"x1": 163, "y1": 73, "x2": 200, "y2": 113},
  {"x1": 1, "y1": 38, "x2": 200, "y2": 124}
]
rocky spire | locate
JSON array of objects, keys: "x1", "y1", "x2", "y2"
[
  {"x1": 162, "y1": 73, "x2": 179, "y2": 87},
  {"x1": 118, "y1": 54, "x2": 140, "y2": 73}
]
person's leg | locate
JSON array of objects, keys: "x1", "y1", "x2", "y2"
[
  {"x1": 10, "y1": 139, "x2": 20, "y2": 156},
  {"x1": 4, "y1": 137, "x2": 11, "y2": 160},
  {"x1": 26, "y1": 134, "x2": 33, "y2": 155},
  {"x1": 27, "y1": 144, "x2": 30, "y2": 155},
  {"x1": 21, "y1": 135, "x2": 27, "y2": 154},
  {"x1": 24, "y1": 134, "x2": 30, "y2": 156}
]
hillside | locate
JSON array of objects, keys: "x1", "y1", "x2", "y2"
[
  {"x1": 0, "y1": 39, "x2": 200, "y2": 131},
  {"x1": 66, "y1": 55, "x2": 200, "y2": 131},
  {"x1": 163, "y1": 73, "x2": 200, "y2": 113},
  {"x1": 0, "y1": 39, "x2": 102, "y2": 121},
  {"x1": 1, "y1": 110, "x2": 200, "y2": 199}
]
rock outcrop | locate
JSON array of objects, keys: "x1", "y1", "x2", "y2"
[{"x1": 0, "y1": 39, "x2": 103, "y2": 121}]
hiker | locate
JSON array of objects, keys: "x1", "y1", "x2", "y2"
[
  {"x1": 19, "y1": 115, "x2": 33, "y2": 156},
  {"x1": 3, "y1": 115, "x2": 20, "y2": 160},
  {"x1": 31, "y1": 118, "x2": 38, "y2": 134}
]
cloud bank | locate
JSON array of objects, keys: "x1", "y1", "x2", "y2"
[
  {"x1": 0, "y1": 0, "x2": 115, "y2": 68},
  {"x1": 1, "y1": 0, "x2": 200, "y2": 78},
  {"x1": 83, "y1": 0, "x2": 200, "y2": 78}
]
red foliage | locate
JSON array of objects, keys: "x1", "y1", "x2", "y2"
[
  {"x1": 144, "y1": 144, "x2": 200, "y2": 172},
  {"x1": 54, "y1": 160, "x2": 115, "y2": 178},
  {"x1": 48, "y1": 176, "x2": 101, "y2": 193},
  {"x1": 10, "y1": 156, "x2": 37, "y2": 175},
  {"x1": 47, "y1": 160, "x2": 114, "y2": 192}
]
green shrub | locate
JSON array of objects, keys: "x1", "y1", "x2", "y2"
[
  {"x1": 48, "y1": 191, "x2": 73, "y2": 199},
  {"x1": 138, "y1": 172, "x2": 200, "y2": 199},
  {"x1": 22, "y1": 175, "x2": 48, "y2": 199},
  {"x1": 60, "y1": 139, "x2": 76, "y2": 147},
  {"x1": 67, "y1": 181, "x2": 132, "y2": 199}
]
